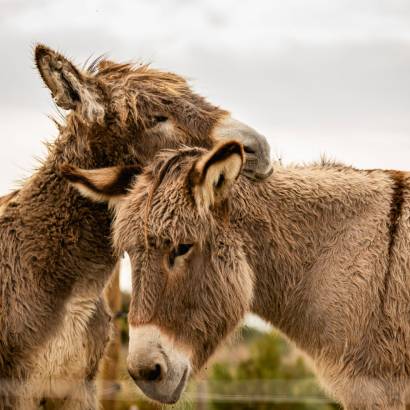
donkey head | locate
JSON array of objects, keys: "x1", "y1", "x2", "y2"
[
  {"x1": 35, "y1": 45, "x2": 271, "y2": 177},
  {"x1": 62, "y1": 141, "x2": 253, "y2": 404}
]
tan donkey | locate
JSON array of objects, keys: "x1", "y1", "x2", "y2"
[
  {"x1": 66, "y1": 141, "x2": 410, "y2": 409},
  {"x1": 0, "y1": 44, "x2": 271, "y2": 409}
]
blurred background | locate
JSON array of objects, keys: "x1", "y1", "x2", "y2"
[{"x1": 1, "y1": 0, "x2": 410, "y2": 408}]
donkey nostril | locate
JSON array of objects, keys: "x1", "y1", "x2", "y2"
[{"x1": 140, "y1": 363, "x2": 162, "y2": 382}]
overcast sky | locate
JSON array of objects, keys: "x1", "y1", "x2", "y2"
[{"x1": 1, "y1": 1, "x2": 410, "y2": 311}]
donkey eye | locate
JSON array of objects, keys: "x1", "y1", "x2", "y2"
[
  {"x1": 154, "y1": 115, "x2": 168, "y2": 123},
  {"x1": 168, "y1": 243, "x2": 193, "y2": 268},
  {"x1": 175, "y1": 243, "x2": 193, "y2": 257}
]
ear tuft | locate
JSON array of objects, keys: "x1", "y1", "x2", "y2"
[
  {"x1": 60, "y1": 163, "x2": 142, "y2": 203},
  {"x1": 189, "y1": 140, "x2": 244, "y2": 212}
]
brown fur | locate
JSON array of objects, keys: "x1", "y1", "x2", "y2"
[
  {"x1": 0, "y1": 191, "x2": 19, "y2": 216},
  {"x1": 0, "y1": 44, "x2": 267, "y2": 409},
  {"x1": 81, "y1": 143, "x2": 410, "y2": 409}
]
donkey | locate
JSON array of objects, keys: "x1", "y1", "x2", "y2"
[
  {"x1": 65, "y1": 141, "x2": 410, "y2": 409},
  {"x1": 0, "y1": 44, "x2": 271, "y2": 409}
]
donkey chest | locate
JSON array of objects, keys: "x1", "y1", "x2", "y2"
[{"x1": 33, "y1": 294, "x2": 108, "y2": 381}]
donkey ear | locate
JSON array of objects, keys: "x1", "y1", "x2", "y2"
[
  {"x1": 189, "y1": 141, "x2": 244, "y2": 212},
  {"x1": 60, "y1": 164, "x2": 142, "y2": 204},
  {"x1": 35, "y1": 44, "x2": 104, "y2": 123}
]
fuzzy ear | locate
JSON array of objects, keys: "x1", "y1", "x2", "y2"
[
  {"x1": 188, "y1": 141, "x2": 244, "y2": 212},
  {"x1": 60, "y1": 164, "x2": 142, "y2": 203},
  {"x1": 35, "y1": 44, "x2": 104, "y2": 123}
]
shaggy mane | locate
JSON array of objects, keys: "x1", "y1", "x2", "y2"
[
  {"x1": 142, "y1": 147, "x2": 204, "y2": 246},
  {"x1": 86, "y1": 57, "x2": 189, "y2": 97}
]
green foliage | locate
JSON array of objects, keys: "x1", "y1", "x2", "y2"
[{"x1": 209, "y1": 330, "x2": 339, "y2": 410}]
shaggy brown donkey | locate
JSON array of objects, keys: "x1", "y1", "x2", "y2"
[
  {"x1": 67, "y1": 142, "x2": 410, "y2": 409},
  {"x1": 0, "y1": 44, "x2": 271, "y2": 409}
]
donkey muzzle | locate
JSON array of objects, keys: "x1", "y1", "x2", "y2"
[
  {"x1": 213, "y1": 116, "x2": 273, "y2": 180},
  {"x1": 127, "y1": 325, "x2": 191, "y2": 404}
]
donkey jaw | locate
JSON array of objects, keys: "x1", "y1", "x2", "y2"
[{"x1": 127, "y1": 325, "x2": 192, "y2": 404}]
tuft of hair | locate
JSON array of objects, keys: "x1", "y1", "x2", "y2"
[
  {"x1": 83, "y1": 54, "x2": 108, "y2": 74},
  {"x1": 317, "y1": 154, "x2": 348, "y2": 169}
]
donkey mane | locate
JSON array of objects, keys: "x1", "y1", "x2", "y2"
[
  {"x1": 141, "y1": 147, "x2": 204, "y2": 244},
  {"x1": 147, "y1": 147, "x2": 204, "y2": 190}
]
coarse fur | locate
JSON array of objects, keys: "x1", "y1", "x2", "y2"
[
  {"x1": 68, "y1": 142, "x2": 410, "y2": 408},
  {"x1": 0, "y1": 191, "x2": 19, "y2": 216},
  {"x1": 0, "y1": 44, "x2": 270, "y2": 409}
]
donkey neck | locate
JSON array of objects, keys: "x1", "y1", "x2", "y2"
[
  {"x1": 19, "y1": 121, "x2": 127, "y2": 278},
  {"x1": 4, "y1": 120, "x2": 127, "y2": 326},
  {"x1": 18, "y1": 119, "x2": 131, "y2": 282},
  {"x1": 231, "y1": 164, "x2": 391, "y2": 352},
  {"x1": 15, "y1": 148, "x2": 116, "y2": 287}
]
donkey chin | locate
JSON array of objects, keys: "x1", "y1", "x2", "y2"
[{"x1": 127, "y1": 325, "x2": 191, "y2": 404}]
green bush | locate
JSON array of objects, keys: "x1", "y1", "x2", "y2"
[{"x1": 209, "y1": 330, "x2": 339, "y2": 410}]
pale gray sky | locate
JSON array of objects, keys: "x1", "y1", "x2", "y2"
[{"x1": 1, "y1": 0, "x2": 410, "y2": 314}]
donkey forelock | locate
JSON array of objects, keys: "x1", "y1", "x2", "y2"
[
  {"x1": 112, "y1": 147, "x2": 212, "y2": 252},
  {"x1": 91, "y1": 61, "x2": 201, "y2": 126}
]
